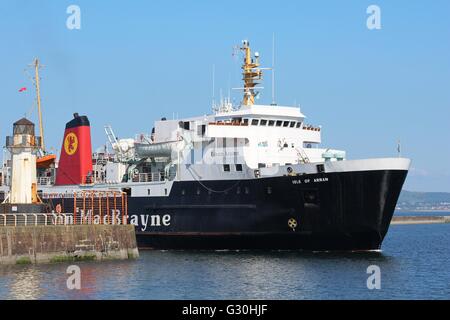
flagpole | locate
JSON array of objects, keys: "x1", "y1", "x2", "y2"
[{"x1": 34, "y1": 58, "x2": 45, "y2": 153}]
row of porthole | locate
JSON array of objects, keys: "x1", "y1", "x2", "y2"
[
  {"x1": 177, "y1": 186, "x2": 275, "y2": 196},
  {"x1": 145, "y1": 186, "x2": 312, "y2": 198},
  {"x1": 146, "y1": 186, "x2": 265, "y2": 196},
  {"x1": 180, "y1": 186, "x2": 252, "y2": 196}
]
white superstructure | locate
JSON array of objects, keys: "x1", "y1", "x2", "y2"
[{"x1": 129, "y1": 40, "x2": 346, "y2": 178}]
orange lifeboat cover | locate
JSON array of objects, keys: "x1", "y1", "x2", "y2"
[{"x1": 37, "y1": 154, "x2": 56, "y2": 169}]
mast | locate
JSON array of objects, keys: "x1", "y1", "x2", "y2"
[
  {"x1": 33, "y1": 58, "x2": 45, "y2": 153},
  {"x1": 240, "y1": 40, "x2": 263, "y2": 106}
]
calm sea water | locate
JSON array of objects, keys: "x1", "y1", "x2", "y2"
[{"x1": 1, "y1": 212, "x2": 449, "y2": 300}]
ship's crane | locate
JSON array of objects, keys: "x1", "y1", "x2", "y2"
[
  {"x1": 104, "y1": 125, "x2": 135, "y2": 162},
  {"x1": 104, "y1": 125, "x2": 122, "y2": 159}
]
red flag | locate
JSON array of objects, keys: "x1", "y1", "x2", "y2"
[{"x1": 18, "y1": 87, "x2": 27, "y2": 92}]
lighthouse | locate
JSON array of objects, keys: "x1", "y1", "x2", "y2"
[{"x1": 1, "y1": 118, "x2": 46, "y2": 212}]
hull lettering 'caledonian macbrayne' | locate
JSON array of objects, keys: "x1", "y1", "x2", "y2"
[{"x1": 0, "y1": 40, "x2": 410, "y2": 251}]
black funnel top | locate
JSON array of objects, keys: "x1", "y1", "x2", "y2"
[{"x1": 65, "y1": 113, "x2": 90, "y2": 129}]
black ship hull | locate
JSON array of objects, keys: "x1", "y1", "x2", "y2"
[
  {"x1": 128, "y1": 168, "x2": 408, "y2": 251},
  {"x1": 4, "y1": 167, "x2": 407, "y2": 251}
]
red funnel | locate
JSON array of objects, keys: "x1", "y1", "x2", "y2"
[{"x1": 55, "y1": 113, "x2": 93, "y2": 185}]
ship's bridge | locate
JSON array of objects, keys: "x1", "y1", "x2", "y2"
[
  {"x1": 207, "y1": 104, "x2": 321, "y2": 145},
  {"x1": 148, "y1": 103, "x2": 324, "y2": 169},
  {"x1": 215, "y1": 104, "x2": 305, "y2": 119}
]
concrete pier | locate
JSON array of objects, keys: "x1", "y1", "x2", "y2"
[
  {"x1": 391, "y1": 216, "x2": 450, "y2": 225},
  {"x1": 0, "y1": 225, "x2": 139, "y2": 265}
]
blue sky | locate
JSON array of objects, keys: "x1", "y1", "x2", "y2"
[{"x1": 0, "y1": 0, "x2": 449, "y2": 191}]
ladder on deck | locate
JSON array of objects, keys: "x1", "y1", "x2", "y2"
[
  {"x1": 296, "y1": 148, "x2": 310, "y2": 164},
  {"x1": 104, "y1": 125, "x2": 123, "y2": 161}
]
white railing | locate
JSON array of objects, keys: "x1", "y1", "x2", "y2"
[
  {"x1": 132, "y1": 172, "x2": 165, "y2": 183},
  {"x1": 38, "y1": 177, "x2": 54, "y2": 186},
  {"x1": 0, "y1": 213, "x2": 128, "y2": 227}
]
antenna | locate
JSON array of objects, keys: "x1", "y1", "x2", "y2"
[
  {"x1": 271, "y1": 33, "x2": 277, "y2": 106},
  {"x1": 212, "y1": 64, "x2": 216, "y2": 110},
  {"x1": 227, "y1": 72, "x2": 231, "y2": 101}
]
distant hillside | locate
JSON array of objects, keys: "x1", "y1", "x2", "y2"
[
  {"x1": 397, "y1": 191, "x2": 450, "y2": 211},
  {"x1": 399, "y1": 191, "x2": 450, "y2": 204}
]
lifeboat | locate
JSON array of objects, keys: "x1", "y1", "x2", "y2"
[
  {"x1": 134, "y1": 140, "x2": 184, "y2": 159},
  {"x1": 36, "y1": 154, "x2": 56, "y2": 168}
]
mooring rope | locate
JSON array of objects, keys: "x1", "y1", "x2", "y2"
[{"x1": 186, "y1": 165, "x2": 241, "y2": 194}]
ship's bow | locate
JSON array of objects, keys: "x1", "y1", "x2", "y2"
[{"x1": 326, "y1": 158, "x2": 411, "y2": 250}]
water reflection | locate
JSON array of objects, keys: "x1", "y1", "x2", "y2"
[
  {"x1": 8, "y1": 267, "x2": 43, "y2": 300},
  {"x1": 0, "y1": 224, "x2": 448, "y2": 299},
  {"x1": 0, "y1": 251, "x2": 398, "y2": 300},
  {"x1": 151, "y1": 250, "x2": 397, "y2": 299}
]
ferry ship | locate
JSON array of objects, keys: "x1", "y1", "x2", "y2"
[{"x1": 0, "y1": 41, "x2": 410, "y2": 250}]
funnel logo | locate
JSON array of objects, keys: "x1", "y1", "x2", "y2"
[{"x1": 64, "y1": 132, "x2": 78, "y2": 156}]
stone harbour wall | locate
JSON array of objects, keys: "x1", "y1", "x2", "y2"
[{"x1": 0, "y1": 225, "x2": 139, "y2": 265}]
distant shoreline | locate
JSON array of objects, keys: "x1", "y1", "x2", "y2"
[
  {"x1": 391, "y1": 215, "x2": 450, "y2": 225},
  {"x1": 396, "y1": 210, "x2": 450, "y2": 213}
]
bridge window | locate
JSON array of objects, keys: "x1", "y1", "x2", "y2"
[
  {"x1": 283, "y1": 121, "x2": 289, "y2": 127},
  {"x1": 251, "y1": 119, "x2": 259, "y2": 126},
  {"x1": 289, "y1": 121, "x2": 296, "y2": 128},
  {"x1": 296, "y1": 122, "x2": 302, "y2": 128},
  {"x1": 223, "y1": 164, "x2": 230, "y2": 172},
  {"x1": 243, "y1": 119, "x2": 249, "y2": 125},
  {"x1": 268, "y1": 120, "x2": 275, "y2": 126},
  {"x1": 276, "y1": 120, "x2": 282, "y2": 127},
  {"x1": 260, "y1": 119, "x2": 267, "y2": 126}
]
